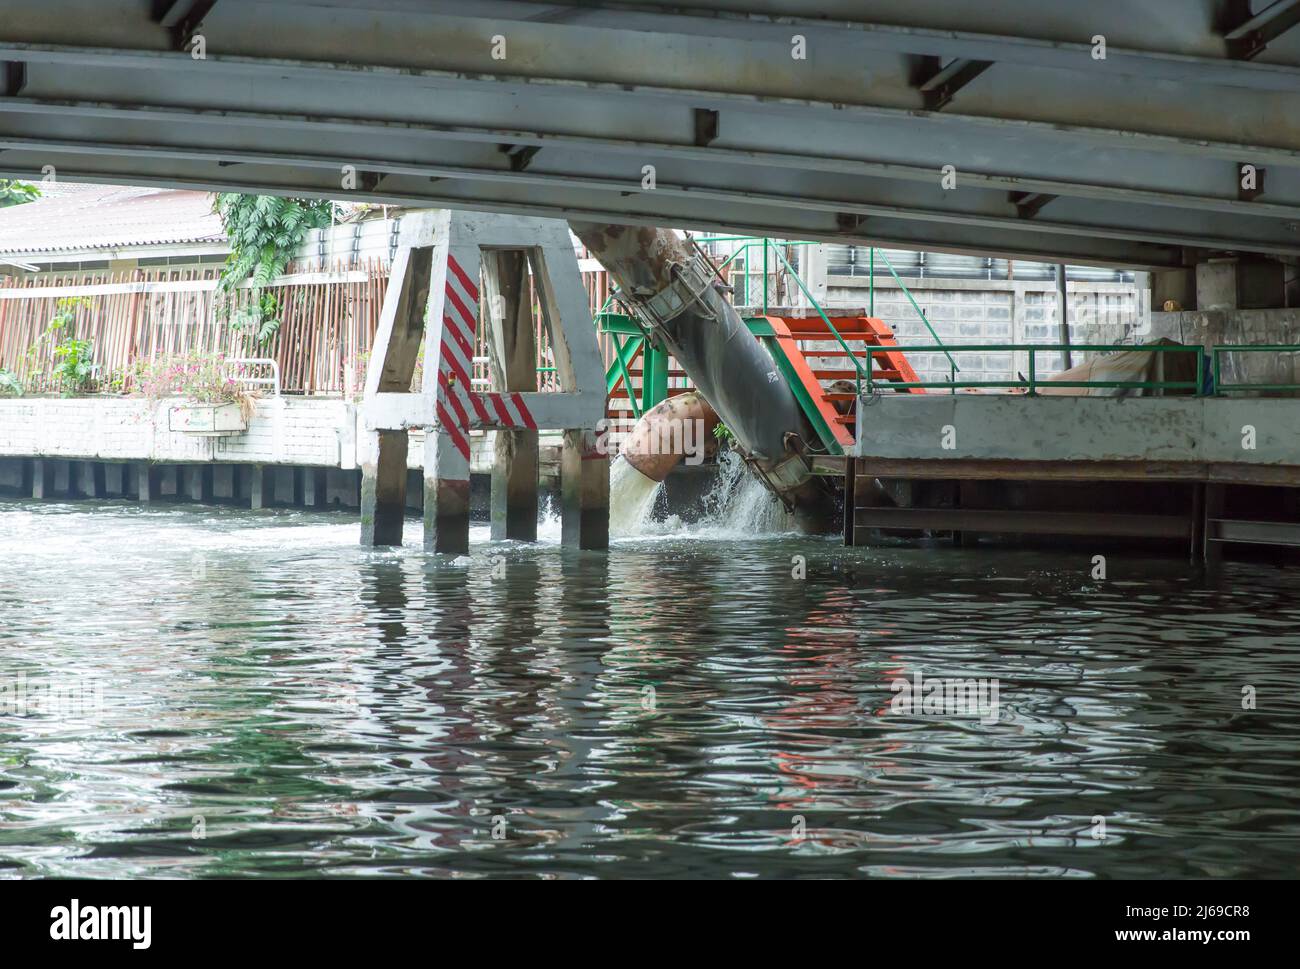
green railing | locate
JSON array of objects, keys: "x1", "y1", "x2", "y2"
[
  {"x1": 874, "y1": 249, "x2": 959, "y2": 377},
  {"x1": 692, "y1": 235, "x2": 957, "y2": 401},
  {"x1": 1211, "y1": 345, "x2": 1300, "y2": 395},
  {"x1": 703, "y1": 237, "x2": 816, "y2": 311},
  {"x1": 766, "y1": 243, "x2": 870, "y2": 401},
  {"x1": 864, "y1": 343, "x2": 1205, "y2": 396}
]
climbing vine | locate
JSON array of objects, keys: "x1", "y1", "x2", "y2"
[{"x1": 213, "y1": 193, "x2": 333, "y2": 344}]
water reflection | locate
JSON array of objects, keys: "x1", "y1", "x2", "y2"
[{"x1": 1, "y1": 499, "x2": 1298, "y2": 878}]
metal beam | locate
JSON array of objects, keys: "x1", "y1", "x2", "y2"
[
  {"x1": 0, "y1": 62, "x2": 24, "y2": 97},
  {"x1": 854, "y1": 506, "x2": 1190, "y2": 539},
  {"x1": 2, "y1": 131, "x2": 1296, "y2": 257},
  {"x1": 4, "y1": 1, "x2": 1300, "y2": 269},
  {"x1": 0, "y1": 158, "x2": 1190, "y2": 268},
  {"x1": 5, "y1": 41, "x2": 1300, "y2": 165},
  {"x1": 1209, "y1": 517, "x2": 1300, "y2": 546},
  {"x1": 1224, "y1": 0, "x2": 1300, "y2": 60},
  {"x1": 12, "y1": 92, "x2": 1300, "y2": 225},
  {"x1": 917, "y1": 58, "x2": 994, "y2": 111},
  {"x1": 379, "y1": 0, "x2": 1300, "y2": 91}
]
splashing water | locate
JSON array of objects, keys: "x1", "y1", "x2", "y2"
[
  {"x1": 608, "y1": 456, "x2": 663, "y2": 536},
  {"x1": 608, "y1": 449, "x2": 796, "y2": 539}
]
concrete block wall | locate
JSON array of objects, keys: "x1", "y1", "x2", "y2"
[
  {"x1": 0, "y1": 396, "x2": 566, "y2": 480},
  {"x1": 825, "y1": 276, "x2": 1143, "y2": 386}
]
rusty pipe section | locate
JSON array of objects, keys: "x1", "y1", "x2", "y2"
[
  {"x1": 572, "y1": 222, "x2": 834, "y2": 528},
  {"x1": 622, "y1": 390, "x2": 720, "y2": 482}
]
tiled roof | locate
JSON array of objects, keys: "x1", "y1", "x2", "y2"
[{"x1": 0, "y1": 182, "x2": 227, "y2": 255}]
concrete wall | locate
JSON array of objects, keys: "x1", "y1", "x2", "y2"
[
  {"x1": 0, "y1": 397, "x2": 352, "y2": 466},
  {"x1": 0, "y1": 396, "x2": 561, "y2": 476},
  {"x1": 1150, "y1": 309, "x2": 1300, "y2": 392},
  {"x1": 853, "y1": 396, "x2": 1300, "y2": 467}
]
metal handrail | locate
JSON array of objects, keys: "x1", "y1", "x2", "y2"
[
  {"x1": 875, "y1": 250, "x2": 959, "y2": 375},
  {"x1": 1211, "y1": 345, "x2": 1300, "y2": 394},
  {"x1": 225, "y1": 357, "x2": 281, "y2": 397},
  {"x1": 768, "y1": 244, "x2": 870, "y2": 401},
  {"x1": 863, "y1": 343, "x2": 1204, "y2": 396},
  {"x1": 705, "y1": 239, "x2": 956, "y2": 380}
]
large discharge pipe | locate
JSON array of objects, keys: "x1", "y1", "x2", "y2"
[
  {"x1": 572, "y1": 222, "x2": 836, "y2": 530},
  {"x1": 623, "y1": 390, "x2": 721, "y2": 483}
]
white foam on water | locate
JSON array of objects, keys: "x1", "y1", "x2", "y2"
[
  {"x1": 471, "y1": 495, "x2": 565, "y2": 547},
  {"x1": 610, "y1": 449, "x2": 797, "y2": 541}
]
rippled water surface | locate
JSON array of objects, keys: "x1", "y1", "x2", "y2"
[{"x1": 2, "y1": 498, "x2": 1299, "y2": 878}]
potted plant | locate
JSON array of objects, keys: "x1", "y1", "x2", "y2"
[{"x1": 132, "y1": 352, "x2": 259, "y2": 436}]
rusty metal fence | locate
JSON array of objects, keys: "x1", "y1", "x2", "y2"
[{"x1": 1, "y1": 263, "x2": 618, "y2": 397}]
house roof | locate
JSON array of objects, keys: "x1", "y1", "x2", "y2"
[{"x1": 0, "y1": 182, "x2": 227, "y2": 257}]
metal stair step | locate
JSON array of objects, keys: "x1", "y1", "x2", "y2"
[{"x1": 810, "y1": 368, "x2": 903, "y2": 381}]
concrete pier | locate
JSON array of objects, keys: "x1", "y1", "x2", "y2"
[
  {"x1": 248, "y1": 465, "x2": 274, "y2": 510},
  {"x1": 137, "y1": 464, "x2": 161, "y2": 504},
  {"x1": 846, "y1": 394, "x2": 1300, "y2": 560},
  {"x1": 359, "y1": 244, "x2": 432, "y2": 548},
  {"x1": 561, "y1": 429, "x2": 610, "y2": 550},
  {"x1": 358, "y1": 212, "x2": 609, "y2": 553},
  {"x1": 30, "y1": 459, "x2": 53, "y2": 499},
  {"x1": 299, "y1": 468, "x2": 326, "y2": 508},
  {"x1": 486, "y1": 250, "x2": 540, "y2": 543},
  {"x1": 423, "y1": 431, "x2": 471, "y2": 555},
  {"x1": 186, "y1": 465, "x2": 213, "y2": 503},
  {"x1": 361, "y1": 433, "x2": 411, "y2": 544}
]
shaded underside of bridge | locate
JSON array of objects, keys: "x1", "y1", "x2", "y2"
[{"x1": 4, "y1": 1, "x2": 1300, "y2": 268}]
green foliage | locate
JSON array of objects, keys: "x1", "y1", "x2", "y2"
[
  {"x1": 51, "y1": 337, "x2": 96, "y2": 397},
  {"x1": 713, "y1": 421, "x2": 734, "y2": 442},
  {"x1": 0, "y1": 179, "x2": 39, "y2": 208},
  {"x1": 213, "y1": 193, "x2": 333, "y2": 345},
  {"x1": 0, "y1": 369, "x2": 22, "y2": 396},
  {"x1": 26, "y1": 297, "x2": 97, "y2": 396}
]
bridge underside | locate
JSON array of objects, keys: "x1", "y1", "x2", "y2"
[{"x1": 5, "y1": 1, "x2": 1300, "y2": 268}]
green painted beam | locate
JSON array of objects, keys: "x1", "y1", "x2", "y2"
[
  {"x1": 605, "y1": 334, "x2": 645, "y2": 419},
  {"x1": 642, "y1": 343, "x2": 668, "y2": 412},
  {"x1": 761, "y1": 335, "x2": 843, "y2": 456}
]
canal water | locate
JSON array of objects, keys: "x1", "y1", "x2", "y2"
[{"x1": 2, "y1": 496, "x2": 1298, "y2": 878}]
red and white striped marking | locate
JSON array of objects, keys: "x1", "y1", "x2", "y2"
[
  {"x1": 434, "y1": 252, "x2": 537, "y2": 462},
  {"x1": 478, "y1": 391, "x2": 537, "y2": 430}
]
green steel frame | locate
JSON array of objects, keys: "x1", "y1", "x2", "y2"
[
  {"x1": 599, "y1": 310, "x2": 846, "y2": 452},
  {"x1": 597, "y1": 235, "x2": 956, "y2": 423}
]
